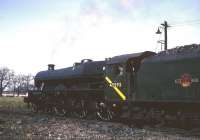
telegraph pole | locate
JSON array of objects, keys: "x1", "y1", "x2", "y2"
[
  {"x1": 156, "y1": 21, "x2": 170, "y2": 50},
  {"x1": 162, "y1": 21, "x2": 169, "y2": 50}
]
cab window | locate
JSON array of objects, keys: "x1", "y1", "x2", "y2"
[{"x1": 112, "y1": 65, "x2": 124, "y2": 76}]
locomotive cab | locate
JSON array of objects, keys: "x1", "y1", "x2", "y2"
[{"x1": 104, "y1": 51, "x2": 155, "y2": 103}]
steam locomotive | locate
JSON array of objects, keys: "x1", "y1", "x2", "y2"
[{"x1": 25, "y1": 44, "x2": 200, "y2": 126}]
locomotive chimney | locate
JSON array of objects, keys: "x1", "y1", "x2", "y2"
[{"x1": 48, "y1": 64, "x2": 55, "y2": 70}]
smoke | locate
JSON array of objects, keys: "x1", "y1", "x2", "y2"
[{"x1": 48, "y1": 0, "x2": 161, "y2": 66}]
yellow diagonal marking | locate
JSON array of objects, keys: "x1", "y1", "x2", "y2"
[{"x1": 105, "y1": 76, "x2": 126, "y2": 101}]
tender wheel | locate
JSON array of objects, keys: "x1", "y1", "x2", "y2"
[
  {"x1": 96, "y1": 102, "x2": 114, "y2": 121},
  {"x1": 72, "y1": 99, "x2": 88, "y2": 119}
]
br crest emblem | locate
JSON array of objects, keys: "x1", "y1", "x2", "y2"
[{"x1": 175, "y1": 73, "x2": 199, "y2": 88}]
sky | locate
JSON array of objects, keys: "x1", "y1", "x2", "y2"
[{"x1": 0, "y1": 0, "x2": 200, "y2": 75}]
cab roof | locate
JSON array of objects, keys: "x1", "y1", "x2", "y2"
[{"x1": 107, "y1": 51, "x2": 155, "y2": 64}]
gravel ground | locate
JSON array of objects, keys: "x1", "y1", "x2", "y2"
[
  {"x1": 0, "y1": 108, "x2": 200, "y2": 140},
  {"x1": 0, "y1": 97, "x2": 200, "y2": 140}
]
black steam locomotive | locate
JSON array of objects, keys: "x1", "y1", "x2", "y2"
[{"x1": 25, "y1": 44, "x2": 200, "y2": 126}]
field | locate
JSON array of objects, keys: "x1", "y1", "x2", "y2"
[{"x1": 0, "y1": 97, "x2": 200, "y2": 140}]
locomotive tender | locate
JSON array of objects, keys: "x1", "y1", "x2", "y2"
[{"x1": 26, "y1": 44, "x2": 200, "y2": 125}]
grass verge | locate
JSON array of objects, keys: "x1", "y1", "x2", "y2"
[{"x1": 0, "y1": 97, "x2": 27, "y2": 110}]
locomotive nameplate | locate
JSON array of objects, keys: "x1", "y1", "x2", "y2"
[{"x1": 175, "y1": 73, "x2": 199, "y2": 88}]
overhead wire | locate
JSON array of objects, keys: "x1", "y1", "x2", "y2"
[
  {"x1": 170, "y1": 19, "x2": 200, "y2": 27},
  {"x1": 171, "y1": 19, "x2": 200, "y2": 24}
]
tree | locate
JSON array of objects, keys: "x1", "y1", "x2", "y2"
[
  {"x1": 0, "y1": 67, "x2": 14, "y2": 96},
  {"x1": 14, "y1": 74, "x2": 34, "y2": 95},
  {"x1": 24, "y1": 74, "x2": 34, "y2": 91},
  {"x1": 12, "y1": 75, "x2": 18, "y2": 92}
]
